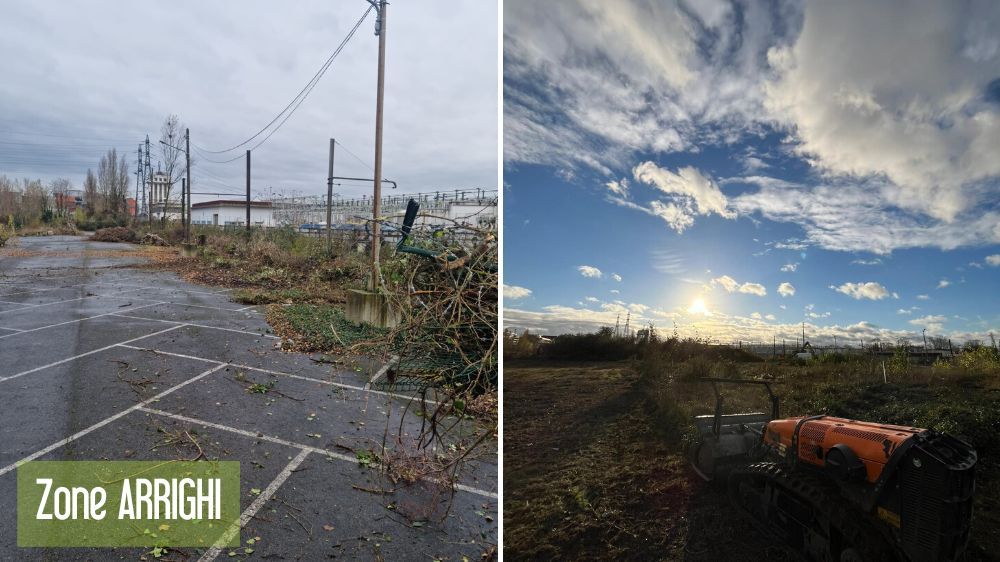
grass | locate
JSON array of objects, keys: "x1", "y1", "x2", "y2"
[
  {"x1": 505, "y1": 356, "x2": 1000, "y2": 561},
  {"x1": 266, "y1": 304, "x2": 389, "y2": 353}
]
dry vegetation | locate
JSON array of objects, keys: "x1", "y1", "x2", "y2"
[{"x1": 504, "y1": 335, "x2": 1000, "y2": 561}]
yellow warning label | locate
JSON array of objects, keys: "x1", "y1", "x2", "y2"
[{"x1": 877, "y1": 506, "x2": 901, "y2": 528}]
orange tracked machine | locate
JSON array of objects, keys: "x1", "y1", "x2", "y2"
[{"x1": 689, "y1": 378, "x2": 976, "y2": 562}]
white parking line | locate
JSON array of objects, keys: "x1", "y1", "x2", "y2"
[
  {"x1": 116, "y1": 344, "x2": 437, "y2": 404},
  {"x1": 0, "y1": 302, "x2": 167, "y2": 340},
  {"x1": 140, "y1": 407, "x2": 496, "y2": 500},
  {"x1": 198, "y1": 449, "x2": 312, "y2": 562},
  {"x1": 0, "y1": 363, "x2": 227, "y2": 477},
  {"x1": 111, "y1": 313, "x2": 278, "y2": 338},
  {"x1": 0, "y1": 324, "x2": 184, "y2": 383}
]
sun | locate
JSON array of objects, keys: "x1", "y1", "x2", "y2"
[{"x1": 688, "y1": 297, "x2": 709, "y2": 316}]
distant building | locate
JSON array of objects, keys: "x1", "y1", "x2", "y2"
[
  {"x1": 191, "y1": 200, "x2": 274, "y2": 227},
  {"x1": 149, "y1": 172, "x2": 182, "y2": 220}
]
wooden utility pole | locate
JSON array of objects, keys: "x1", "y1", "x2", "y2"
[
  {"x1": 181, "y1": 178, "x2": 186, "y2": 226},
  {"x1": 246, "y1": 150, "x2": 251, "y2": 236},
  {"x1": 370, "y1": 0, "x2": 387, "y2": 290},
  {"x1": 184, "y1": 128, "x2": 191, "y2": 241},
  {"x1": 326, "y1": 138, "x2": 335, "y2": 254}
]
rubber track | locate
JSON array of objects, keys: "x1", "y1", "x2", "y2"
[{"x1": 728, "y1": 462, "x2": 897, "y2": 561}]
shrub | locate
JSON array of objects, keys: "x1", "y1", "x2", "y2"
[{"x1": 957, "y1": 346, "x2": 1000, "y2": 373}]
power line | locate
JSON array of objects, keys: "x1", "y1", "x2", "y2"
[
  {"x1": 334, "y1": 139, "x2": 373, "y2": 172},
  {"x1": 193, "y1": 5, "x2": 373, "y2": 155}
]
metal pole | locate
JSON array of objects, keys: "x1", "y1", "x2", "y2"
[
  {"x1": 326, "y1": 138, "x2": 335, "y2": 254},
  {"x1": 371, "y1": 0, "x2": 387, "y2": 291},
  {"x1": 246, "y1": 150, "x2": 251, "y2": 236},
  {"x1": 181, "y1": 178, "x2": 186, "y2": 227},
  {"x1": 184, "y1": 128, "x2": 191, "y2": 240}
]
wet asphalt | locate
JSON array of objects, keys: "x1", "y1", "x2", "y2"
[{"x1": 0, "y1": 235, "x2": 497, "y2": 561}]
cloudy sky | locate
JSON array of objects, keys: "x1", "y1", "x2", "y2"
[
  {"x1": 504, "y1": 0, "x2": 1000, "y2": 346},
  {"x1": 0, "y1": 1, "x2": 497, "y2": 202}
]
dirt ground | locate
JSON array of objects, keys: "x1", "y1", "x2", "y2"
[
  {"x1": 504, "y1": 360, "x2": 999, "y2": 562},
  {"x1": 503, "y1": 361, "x2": 794, "y2": 562}
]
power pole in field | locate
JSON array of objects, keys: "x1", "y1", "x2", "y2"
[
  {"x1": 246, "y1": 149, "x2": 251, "y2": 236},
  {"x1": 326, "y1": 138, "x2": 335, "y2": 254},
  {"x1": 369, "y1": 0, "x2": 387, "y2": 290}
]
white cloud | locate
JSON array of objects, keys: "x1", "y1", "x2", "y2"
[
  {"x1": 751, "y1": 312, "x2": 762, "y2": 319},
  {"x1": 711, "y1": 275, "x2": 739, "y2": 293},
  {"x1": 917, "y1": 294, "x2": 930, "y2": 300},
  {"x1": 503, "y1": 284, "x2": 532, "y2": 300},
  {"x1": 648, "y1": 200, "x2": 696, "y2": 233},
  {"x1": 609, "y1": 289, "x2": 620, "y2": 294},
  {"x1": 611, "y1": 273, "x2": 623, "y2": 282},
  {"x1": 765, "y1": 314, "x2": 776, "y2": 321},
  {"x1": 778, "y1": 282, "x2": 796, "y2": 297},
  {"x1": 937, "y1": 279, "x2": 951, "y2": 289},
  {"x1": 605, "y1": 178, "x2": 629, "y2": 197},
  {"x1": 711, "y1": 274, "x2": 766, "y2": 296},
  {"x1": 831, "y1": 282, "x2": 891, "y2": 300},
  {"x1": 503, "y1": 305, "x2": 995, "y2": 346},
  {"x1": 739, "y1": 282, "x2": 767, "y2": 296},
  {"x1": 851, "y1": 258, "x2": 883, "y2": 266},
  {"x1": 780, "y1": 263, "x2": 799, "y2": 272},
  {"x1": 633, "y1": 163, "x2": 734, "y2": 219},
  {"x1": 987, "y1": 254, "x2": 1000, "y2": 266},
  {"x1": 764, "y1": 0, "x2": 1000, "y2": 224},
  {"x1": 910, "y1": 315, "x2": 948, "y2": 329},
  {"x1": 578, "y1": 265, "x2": 603, "y2": 278},
  {"x1": 584, "y1": 296, "x2": 600, "y2": 303},
  {"x1": 629, "y1": 303, "x2": 649, "y2": 314},
  {"x1": 505, "y1": 1, "x2": 1000, "y2": 254}
]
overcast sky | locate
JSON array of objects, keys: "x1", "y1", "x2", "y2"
[
  {"x1": 504, "y1": 0, "x2": 1000, "y2": 345},
  {"x1": 0, "y1": 1, "x2": 498, "y2": 202}
]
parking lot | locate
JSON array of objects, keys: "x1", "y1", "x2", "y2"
[{"x1": 0, "y1": 236, "x2": 497, "y2": 560}]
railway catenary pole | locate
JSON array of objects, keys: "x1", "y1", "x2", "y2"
[
  {"x1": 326, "y1": 138, "x2": 335, "y2": 254},
  {"x1": 246, "y1": 150, "x2": 252, "y2": 236}
]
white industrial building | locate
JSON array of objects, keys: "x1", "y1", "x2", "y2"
[
  {"x1": 149, "y1": 172, "x2": 183, "y2": 220},
  {"x1": 191, "y1": 200, "x2": 274, "y2": 227}
]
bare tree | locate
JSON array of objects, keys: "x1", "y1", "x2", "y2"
[
  {"x1": 159, "y1": 114, "x2": 185, "y2": 218},
  {"x1": 83, "y1": 169, "x2": 99, "y2": 216},
  {"x1": 49, "y1": 178, "x2": 72, "y2": 216},
  {"x1": 97, "y1": 149, "x2": 130, "y2": 218}
]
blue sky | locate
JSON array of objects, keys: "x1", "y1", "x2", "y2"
[{"x1": 503, "y1": 0, "x2": 1000, "y2": 346}]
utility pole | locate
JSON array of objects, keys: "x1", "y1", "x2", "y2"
[
  {"x1": 922, "y1": 328, "x2": 927, "y2": 350},
  {"x1": 246, "y1": 150, "x2": 251, "y2": 236},
  {"x1": 185, "y1": 128, "x2": 191, "y2": 241},
  {"x1": 326, "y1": 138, "x2": 335, "y2": 254},
  {"x1": 370, "y1": 0, "x2": 388, "y2": 291},
  {"x1": 181, "y1": 179, "x2": 186, "y2": 227}
]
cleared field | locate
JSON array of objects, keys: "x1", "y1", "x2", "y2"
[{"x1": 504, "y1": 359, "x2": 1000, "y2": 561}]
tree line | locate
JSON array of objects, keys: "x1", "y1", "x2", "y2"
[{"x1": 0, "y1": 114, "x2": 186, "y2": 231}]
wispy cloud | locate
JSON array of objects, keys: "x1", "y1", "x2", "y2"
[
  {"x1": 578, "y1": 265, "x2": 603, "y2": 278},
  {"x1": 780, "y1": 263, "x2": 799, "y2": 272}
]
